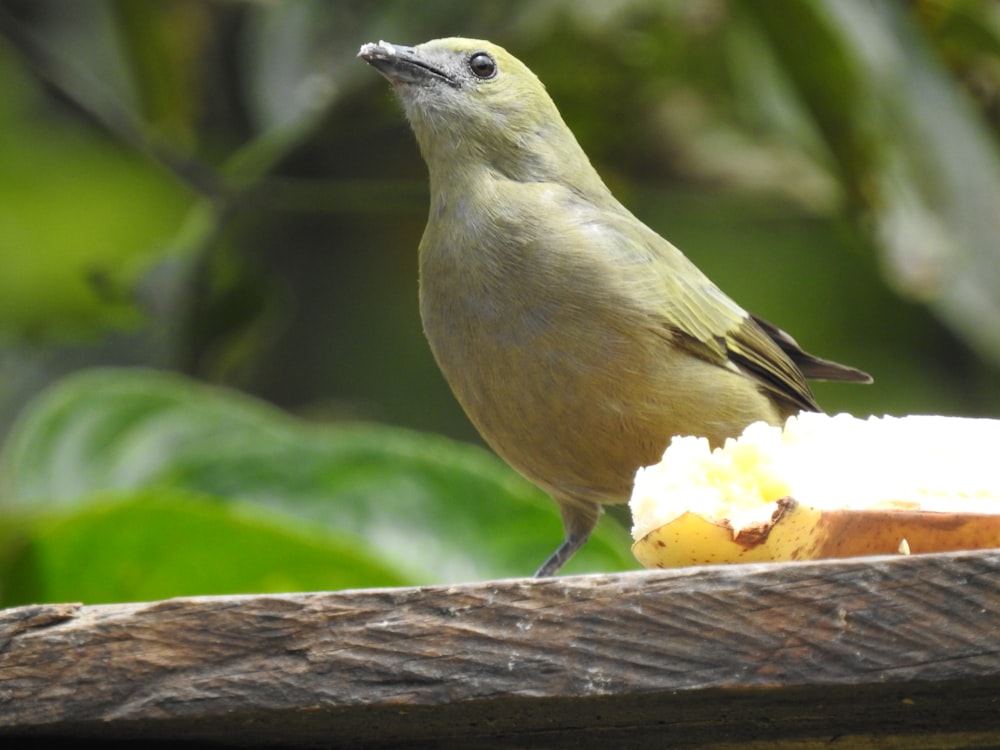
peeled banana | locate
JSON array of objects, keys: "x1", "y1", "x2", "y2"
[{"x1": 630, "y1": 413, "x2": 1000, "y2": 568}]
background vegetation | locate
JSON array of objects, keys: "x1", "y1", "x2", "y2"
[{"x1": 1, "y1": 0, "x2": 998, "y2": 604}]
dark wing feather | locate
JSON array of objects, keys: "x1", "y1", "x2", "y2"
[
  {"x1": 750, "y1": 314, "x2": 873, "y2": 384},
  {"x1": 581, "y1": 204, "x2": 871, "y2": 414},
  {"x1": 724, "y1": 317, "x2": 822, "y2": 413}
]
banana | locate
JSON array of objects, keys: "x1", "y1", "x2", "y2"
[{"x1": 630, "y1": 413, "x2": 1000, "y2": 568}]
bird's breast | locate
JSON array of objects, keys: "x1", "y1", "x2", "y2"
[{"x1": 415, "y1": 185, "x2": 784, "y2": 505}]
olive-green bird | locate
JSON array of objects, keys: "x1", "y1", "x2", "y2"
[{"x1": 359, "y1": 38, "x2": 871, "y2": 577}]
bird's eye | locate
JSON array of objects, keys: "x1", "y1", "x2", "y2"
[{"x1": 468, "y1": 52, "x2": 497, "y2": 79}]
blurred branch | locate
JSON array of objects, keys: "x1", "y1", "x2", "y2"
[
  {"x1": 0, "y1": 2, "x2": 355, "y2": 265},
  {"x1": 0, "y1": 3, "x2": 226, "y2": 203}
]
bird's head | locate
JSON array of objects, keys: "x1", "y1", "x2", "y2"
[{"x1": 359, "y1": 37, "x2": 601, "y2": 188}]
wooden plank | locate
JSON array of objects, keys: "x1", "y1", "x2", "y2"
[{"x1": 2, "y1": 550, "x2": 1000, "y2": 747}]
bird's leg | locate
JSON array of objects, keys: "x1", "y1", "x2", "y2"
[{"x1": 533, "y1": 499, "x2": 601, "y2": 577}]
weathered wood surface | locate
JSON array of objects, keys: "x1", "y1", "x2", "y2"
[{"x1": 3, "y1": 550, "x2": 1000, "y2": 748}]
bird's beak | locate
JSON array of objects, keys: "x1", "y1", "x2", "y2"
[{"x1": 358, "y1": 40, "x2": 457, "y2": 87}]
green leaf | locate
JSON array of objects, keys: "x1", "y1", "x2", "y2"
[
  {"x1": 0, "y1": 368, "x2": 636, "y2": 586},
  {"x1": 1, "y1": 489, "x2": 407, "y2": 606}
]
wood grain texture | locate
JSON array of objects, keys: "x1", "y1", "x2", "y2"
[{"x1": 3, "y1": 550, "x2": 1000, "y2": 747}]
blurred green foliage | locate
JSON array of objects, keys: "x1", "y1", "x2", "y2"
[
  {"x1": 0, "y1": 368, "x2": 632, "y2": 605},
  {"x1": 0, "y1": 0, "x2": 998, "y2": 603}
]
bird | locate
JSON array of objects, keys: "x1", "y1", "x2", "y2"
[{"x1": 358, "y1": 37, "x2": 871, "y2": 577}]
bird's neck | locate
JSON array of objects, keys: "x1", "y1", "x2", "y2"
[{"x1": 416, "y1": 123, "x2": 611, "y2": 201}]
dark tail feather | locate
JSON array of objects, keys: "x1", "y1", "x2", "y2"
[{"x1": 751, "y1": 314, "x2": 873, "y2": 384}]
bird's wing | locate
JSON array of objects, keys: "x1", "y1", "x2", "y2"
[
  {"x1": 523, "y1": 183, "x2": 869, "y2": 413},
  {"x1": 608, "y1": 216, "x2": 825, "y2": 413},
  {"x1": 662, "y1": 278, "x2": 822, "y2": 413},
  {"x1": 749, "y1": 313, "x2": 872, "y2": 384}
]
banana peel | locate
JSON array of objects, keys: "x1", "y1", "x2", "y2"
[
  {"x1": 629, "y1": 413, "x2": 1000, "y2": 569},
  {"x1": 632, "y1": 498, "x2": 1000, "y2": 568}
]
